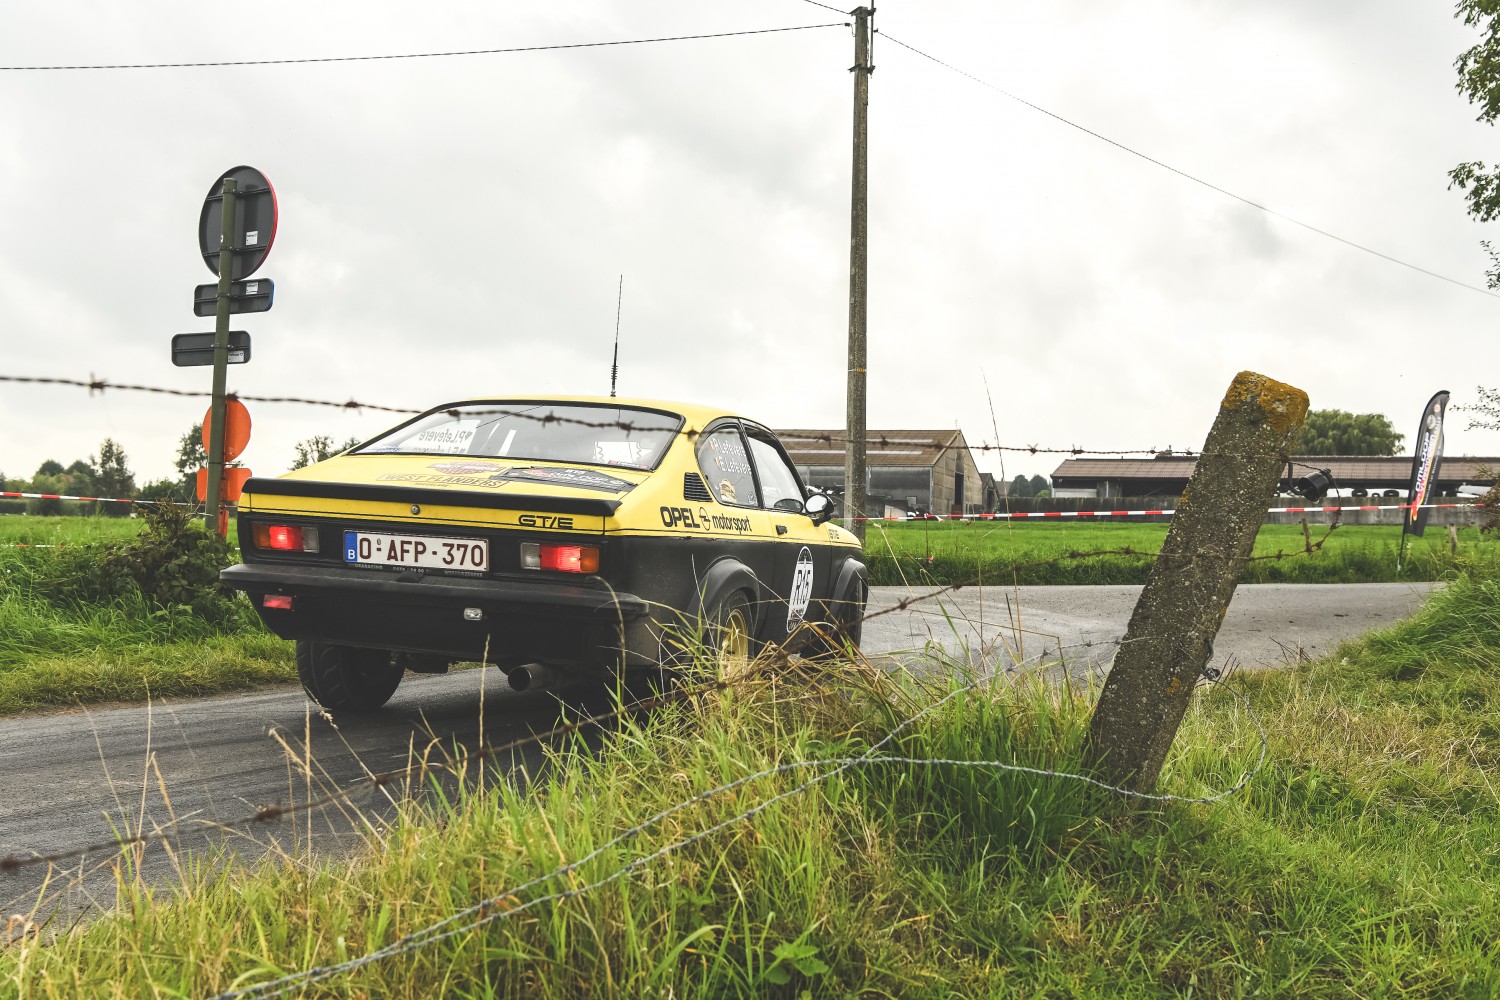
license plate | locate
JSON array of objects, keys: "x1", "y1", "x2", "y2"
[{"x1": 343, "y1": 531, "x2": 489, "y2": 572}]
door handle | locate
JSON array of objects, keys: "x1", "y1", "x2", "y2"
[{"x1": 776, "y1": 525, "x2": 788, "y2": 535}]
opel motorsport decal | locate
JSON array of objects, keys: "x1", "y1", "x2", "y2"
[{"x1": 659, "y1": 506, "x2": 754, "y2": 533}]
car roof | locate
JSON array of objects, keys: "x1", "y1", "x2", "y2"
[{"x1": 436, "y1": 395, "x2": 738, "y2": 431}]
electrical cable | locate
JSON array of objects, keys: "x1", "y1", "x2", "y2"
[
  {"x1": 0, "y1": 23, "x2": 847, "y2": 72},
  {"x1": 879, "y1": 31, "x2": 1500, "y2": 301}
]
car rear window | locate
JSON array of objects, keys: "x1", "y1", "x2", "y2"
[{"x1": 356, "y1": 402, "x2": 684, "y2": 471}]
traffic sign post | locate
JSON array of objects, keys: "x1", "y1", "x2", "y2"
[
  {"x1": 193, "y1": 165, "x2": 277, "y2": 537},
  {"x1": 203, "y1": 176, "x2": 237, "y2": 534}
]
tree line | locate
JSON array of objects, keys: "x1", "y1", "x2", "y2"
[{"x1": 1, "y1": 428, "x2": 359, "y2": 515}]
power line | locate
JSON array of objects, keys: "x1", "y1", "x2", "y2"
[
  {"x1": 880, "y1": 31, "x2": 1500, "y2": 301},
  {"x1": 0, "y1": 23, "x2": 847, "y2": 72}
]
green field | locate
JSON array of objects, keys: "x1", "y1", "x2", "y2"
[
  {"x1": 3, "y1": 564, "x2": 1497, "y2": 997},
  {"x1": 0, "y1": 513, "x2": 1493, "y2": 717},
  {"x1": 864, "y1": 519, "x2": 1493, "y2": 585}
]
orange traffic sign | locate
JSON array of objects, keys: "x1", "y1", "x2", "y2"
[
  {"x1": 203, "y1": 398, "x2": 252, "y2": 463},
  {"x1": 196, "y1": 466, "x2": 252, "y2": 503}
]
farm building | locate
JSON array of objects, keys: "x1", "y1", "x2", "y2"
[
  {"x1": 1050, "y1": 454, "x2": 1500, "y2": 499},
  {"x1": 777, "y1": 429, "x2": 987, "y2": 518}
]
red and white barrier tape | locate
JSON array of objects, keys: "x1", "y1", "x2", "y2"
[
  {"x1": 0, "y1": 492, "x2": 212, "y2": 509},
  {"x1": 864, "y1": 502, "x2": 1478, "y2": 522},
  {"x1": 2, "y1": 490, "x2": 135, "y2": 504}
]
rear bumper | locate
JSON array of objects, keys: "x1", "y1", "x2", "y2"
[{"x1": 222, "y1": 562, "x2": 653, "y2": 668}]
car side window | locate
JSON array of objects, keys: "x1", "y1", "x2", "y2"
[
  {"x1": 745, "y1": 430, "x2": 805, "y2": 512},
  {"x1": 696, "y1": 425, "x2": 759, "y2": 508}
]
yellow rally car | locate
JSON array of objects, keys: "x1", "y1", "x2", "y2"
[{"x1": 222, "y1": 397, "x2": 868, "y2": 710}]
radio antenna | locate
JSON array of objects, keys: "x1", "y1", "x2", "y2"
[{"x1": 610, "y1": 274, "x2": 623, "y2": 398}]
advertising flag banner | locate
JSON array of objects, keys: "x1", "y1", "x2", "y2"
[{"x1": 1403, "y1": 390, "x2": 1450, "y2": 537}]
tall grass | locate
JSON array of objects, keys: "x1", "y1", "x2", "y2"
[{"x1": 5, "y1": 569, "x2": 1497, "y2": 997}]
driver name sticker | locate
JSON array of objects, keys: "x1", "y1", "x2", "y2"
[
  {"x1": 787, "y1": 547, "x2": 815, "y2": 632},
  {"x1": 406, "y1": 420, "x2": 478, "y2": 455}
]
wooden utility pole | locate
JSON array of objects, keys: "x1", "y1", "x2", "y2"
[
  {"x1": 1086, "y1": 371, "x2": 1309, "y2": 793},
  {"x1": 843, "y1": 6, "x2": 872, "y2": 542}
]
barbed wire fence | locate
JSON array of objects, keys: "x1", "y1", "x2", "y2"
[
  {"x1": 0, "y1": 554, "x2": 1273, "y2": 996},
  {"x1": 198, "y1": 638, "x2": 1262, "y2": 1000},
  {"x1": 1, "y1": 374, "x2": 1483, "y2": 527},
  {"x1": 0, "y1": 371, "x2": 1466, "y2": 993}
]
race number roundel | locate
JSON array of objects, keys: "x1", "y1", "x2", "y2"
[
  {"x1": 787, "y1": 547, "x2": 815, "y2": 632},
  {"x1": 203, "y1": 399, "x2": 252, "y2": 463}
]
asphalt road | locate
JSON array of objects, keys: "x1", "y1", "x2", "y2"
[{"x1": 0, "y1": 582, "x2": 1437, "y2": 924}]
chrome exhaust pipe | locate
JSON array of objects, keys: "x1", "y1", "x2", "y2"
[{"x1": 506, "y1": 667, "x2": 532, "y2": 692}]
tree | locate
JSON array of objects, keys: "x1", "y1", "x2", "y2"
[
  {"x1": 1462, "y1": 385, "x2": 1500, "y2": 430},
  {"x1": 1294, "y1": 409, "x2": 1404, "y2": 456},
  {"x1": 91, "y1": 438, "x2": 135, "y2": 514},
  {"x1": 1449, "y1": 1, "x2": 1500, "y2": 286},
  {"x1": 65, "y1": 459, "x2": 97, "y2": 492},
  {"x1": 1028, "y1": 474, "x2": 1050, "y2": 497},
  {"x1": 174, "y1": 424, "x2": 207, "y2": 493},
  {"x1": 137, "y1": 478, "x2": 188, "y2": 503},
  {"x1": 291, "y1": 435, "x2": 360, "y2": 470},
  {"x1": 1008, "y1": 474, "x2": 1032, "y2": 499}
]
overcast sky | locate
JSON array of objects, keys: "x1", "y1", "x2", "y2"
[{"x1": 2, "y1": 1, "x2": 1497, "y2": 492}]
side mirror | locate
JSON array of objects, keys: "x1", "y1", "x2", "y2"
[{"x1": 804, "y1": 492, "x2": 835, "y2": 524}]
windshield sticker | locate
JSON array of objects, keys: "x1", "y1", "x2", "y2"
[
  {"x1": 428, "y1": 461, "x2": 502, "y2": 475},
  {"x1": 377, "y1": 472, "x2": 508, "y2": 489},
  {"x1": 786, "y1": 547, "x2": 815, "y2": 632},
  {"x1": 490, "y1": 467, "x2": 635, "y2": 493},
  {"x1": 403, "y1": 420, "x2": 479, "y2": 455}
]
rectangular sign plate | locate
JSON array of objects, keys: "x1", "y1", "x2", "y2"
[
  {"x1": 193, "y1": 278, "x2": 275, "y2": 317},
  {"x1": 171, "y1": 330, "x2": 251, "y2": 367},
  {"x1": 343, "y1": 531, "x2": 489, "y2": 572}
]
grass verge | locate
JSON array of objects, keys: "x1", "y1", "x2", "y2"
[
  {"x1": 0, "y1": 514, "x2": 291, "y2": 715},
  {"x1": 3, "y1": 570, "x2": 1497, "y2": 997}
]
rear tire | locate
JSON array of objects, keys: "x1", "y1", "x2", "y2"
[
  {"x1": 295, "y1": 640, "x2": 405, "y2": 711},
  {"x1": 806, "y1": 577, "x2": 867, "y2": 659},
  {"x1": 708, "y1": 591, "x2": 756, "y2": 672}
]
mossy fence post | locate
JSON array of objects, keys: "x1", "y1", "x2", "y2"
[{"x1": 1086, "y1": 371, "x2": 1309, "y2": 793}]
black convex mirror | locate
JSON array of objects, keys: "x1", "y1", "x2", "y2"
[{"x1": 804, "y1": 492, "x2": 835, "y2": 524}]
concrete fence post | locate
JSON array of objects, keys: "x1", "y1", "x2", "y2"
[{"x1": 1086, "y1": 371, "x2": 1309, "y2": 793}]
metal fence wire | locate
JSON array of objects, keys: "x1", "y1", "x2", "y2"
[{"x1": 201, "y1": 644, "x2": 1263, "y2": 1000}]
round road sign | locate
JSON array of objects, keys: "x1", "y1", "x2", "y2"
[
  {"x1": 198, "y1": 165, "x2": 278, "y2": 280},
  {"x1": 203, "y1": 398, "x2": 252, "y2": 463}
]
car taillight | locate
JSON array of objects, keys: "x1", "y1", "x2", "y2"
[
  {"x1": 253, "y1": 524, "x2": 320, "y2": 553},
  {"x1": 263, "y1": 595, "x2": 293, "y2": 610},
  {"x1": 520, "y1": 542, "x2": 600, "y2": 574}
]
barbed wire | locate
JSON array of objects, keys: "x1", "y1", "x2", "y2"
[
  {"x1": 10, "y1": 373, "x2": 1496, "y2": 474},
  {"x1": 0, "y1": 373, "x2": 1222, "y2": 457},
  {"x1": 0, "y1": 563, "x2": 1137, "y2": 876},
  {"x1": 206, "y1": 652, "x2": 1262, "y2": 1000},
  {"x1": 4, "y1": 531, "x2": 1286, "y2": 878},
  {"x1": 0, "y1": 530, "x2": 1304, "y2": 883}
]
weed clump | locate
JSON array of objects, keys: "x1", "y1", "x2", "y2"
[{"x1": 27, "y1": 503, "x2": 240, "y2": 624}]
